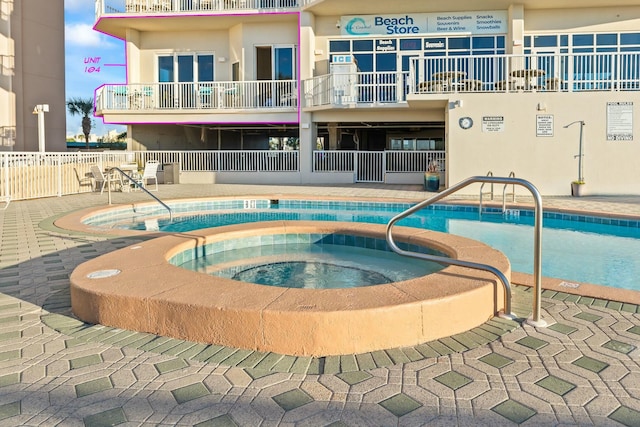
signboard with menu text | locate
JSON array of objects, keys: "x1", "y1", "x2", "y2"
[{"x1": 340, "y1": 11, "x2": 507, "y2": 36}]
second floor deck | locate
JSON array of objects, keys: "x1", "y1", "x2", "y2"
[
  {"x1": 95, "y1": 80, "x2": 298, "y2": 122},
  {"x1": 96, "y1": 52, "x2": 640, "y2": 120}
]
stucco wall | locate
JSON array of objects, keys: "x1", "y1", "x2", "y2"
[
  {"x1": 446, "y1": 91, "x2": 639, "y2": 196},
  {"x1": 4, "y1": 0, "x2": 65, "y2": 151}
]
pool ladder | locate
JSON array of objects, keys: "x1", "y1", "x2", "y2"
[
  {"x1": 106, "y1": 167, "x2": 173, "y2": 221},
  {"x1": 479, "y1": 171, "x2": 517, "y2": 215},
  {"x1": 386, "y1": 175, "x2": 546, "y2": 327}
]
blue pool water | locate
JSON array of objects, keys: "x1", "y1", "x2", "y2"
[
  {"x1": 180, "y1": 242, "x2": 444, "y2": 288},
  {"x1": 88, "y1": 199, "x2": 640, "y2": 291}
]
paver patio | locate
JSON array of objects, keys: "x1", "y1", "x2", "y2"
[{"x1": 0, "y1": 183, "x2": 639, "y2": 426}]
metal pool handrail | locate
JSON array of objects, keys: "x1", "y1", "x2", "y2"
[
  {"x1": 386, "y1": 176, "x2": 546, "y2": 326},
  {"x1": 106, "y1": 167, "x2": 173, "y2": 221}
]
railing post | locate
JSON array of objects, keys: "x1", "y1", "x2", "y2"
[
  {"x1": 2, "y1": 154, "x2": 8, "y2": 200},
  {"x1": 57, "y1": 154, "x2": 63, "y2": 197}
]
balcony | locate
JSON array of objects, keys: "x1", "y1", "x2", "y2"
[
  {"x1": 95, "y1": 80, "x2": 298, "y2": 122},
  {"x1": 96, "y1": 0, "x2": 299, "y2": 18},
  {"x1": 303, "y1": 52, "x2": 640, "y2": 109}
]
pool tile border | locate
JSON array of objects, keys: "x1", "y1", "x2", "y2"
[{"x1": 70, "y1": 197, "x2": 640, "y2": 231}]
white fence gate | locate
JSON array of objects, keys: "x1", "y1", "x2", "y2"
[{"x1": 356, "y1": 151, "x2": 385, "y2": 182}]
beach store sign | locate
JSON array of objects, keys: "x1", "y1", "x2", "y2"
[{"x1": 341, "y1": 11, "x2": 507, "y2": 36}]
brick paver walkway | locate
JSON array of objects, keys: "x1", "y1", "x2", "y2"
[{"x1": 0, "y1": 184, "x2": 639, "y2": 426}]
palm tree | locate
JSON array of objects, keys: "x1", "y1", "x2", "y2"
[{"x1": 66, "y1": 97, "x2": 94, "y2": 149}]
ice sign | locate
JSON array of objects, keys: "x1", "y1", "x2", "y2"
[{"x1": 331, "y1": 55, "x2": 353, "y2": 63}]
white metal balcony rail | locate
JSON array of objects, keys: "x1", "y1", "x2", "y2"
[
  {"x1": 409, "y1": 52, "x2": 640, "y2": 94},
  {"x1": 0, "y1": 150, "x2": 444, "y2": 202},
  {"x1": 96, "y1": 81, "x2": 297, "y2": 112},
  {"x1": 304, "y1": 72, "x2": 410, "y2": 108},
  {"x1": 96, "y1": 0, "x2": 298, "y2": 18},
  {"x1": 303, "y1": 52, "x2": 640, "y2": 108}
]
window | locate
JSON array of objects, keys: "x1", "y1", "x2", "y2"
[
  {"x1": 329, "y1": 40, "x2": 350, "y2": 52},
  {"x1": 158, "y1": 56, "x2": 174, "y2": 83},
  {"x1": 330, "y1": 35, "x2": 505, "y2": 60},
  {"x1": 526, "y1": 31, "x2": 640, "y2": 53},
  {"x1": 448, "y1": 37, "x2": 470, "y2": 50},
  {"x1": 256, "y1": 45, "x2": 296, "y2": 80},
  {"x1": 389, "y1": 137, "x2": 443, "y2": 151},
  {"x1": 353, "y1": 39, "x2": 373, "y2": 51},
  {"x1": 532, "y1": 35, "x2": 557, "y2": 47},
  {"x1": 400, "y1": 38, "x2": 421, "y2": 50},
  {"x1": 198, "y1": 55, "x2": 214, "y2": 82},
  {"x1": 157, "y1": 53, "x2": 215, "y2": 83}
]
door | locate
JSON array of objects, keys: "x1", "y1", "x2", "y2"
[
  {"x1": 256, "y1": 45, "x2": 295, "y2": 106},
  {"x1": 158, "y1": 54, "x2": 212, "y2": 108},
  {"x1": 401, "y1": 52, "x2": 421, "y2": 100},
  {"x1": 356, "y1": 151, "x2": 384, "y2": 183},
  {"x1": 158, "y1": 56, "x2": 175, "y2": 108},
  {"x1": 178, "y1": 55, "x2": 196, "y2": 108}
]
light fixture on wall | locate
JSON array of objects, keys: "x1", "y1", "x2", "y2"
[
  {"x1": 218, "y1": 57, "x2": 227, "y2": 63},
  {"x1": 453, "y1": 100, "x2": 463, "y2": 108},
  {"x1": 336, "y1": 20, "x2": 341, "y2": 28},
  {"x1": 537, "y1": 102, "x2": 547, "y2": 111},
  {"x1": 32, "y1": 104, "x2": 49, "y2": 153}
]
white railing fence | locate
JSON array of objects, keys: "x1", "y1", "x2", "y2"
[
  {"x1": 385, "y1": 150, "x2": 445, "y2": 173},
  {"x1": 97, "y1": 80, "x2": 297, "y2": 111},
  {"x1": 1, "y1": 150, "x2": 443, "y2": 201},
  {"x1": 312, "y1": 150, "x2": 356, "y2": 172},
  {"x1": 312, "y1": 150, "x2": 446, "y2": 179}
]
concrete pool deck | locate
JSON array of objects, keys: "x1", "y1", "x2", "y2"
[{"x1": 0, "y1": 183, "x2": 639, "y2": 426}]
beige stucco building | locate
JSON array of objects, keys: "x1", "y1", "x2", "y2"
[
  {"x1": 0, "y1": 0, "x2": 66, "y2": 152},
  {"x1": 94, "y1": 0, "x2": 640, "y2": 195}
]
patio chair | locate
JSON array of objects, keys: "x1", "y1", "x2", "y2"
[
  {"x1": 74, "y1": 168, "x2": 93, "y2": 193},
  {"x1": 0, "y1": 195, "x2": 9, "y2": 210},
  {"x1": 139, "y1": 160, "x2": 160, "y2": 191},
  {"x1": 90, "y1": 165, "x2": 122, "y2": 194}
]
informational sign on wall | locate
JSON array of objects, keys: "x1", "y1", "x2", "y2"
[
  {"x1": 482, "y1": 116, "x2": 504, "y2": 132},
  {"x1": 340, "y1": 11, "x2": 507, "y2": 36},
  {"x1": 536, "y1": 114, "x2": 554, "y2": 137},
  {"x1": 607, "y1": 102, "x2": 633, "y2": 141}
]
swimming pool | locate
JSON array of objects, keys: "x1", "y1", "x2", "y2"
[{"x1": 82, "y1": 198, "x2": 640, "y2": 291}]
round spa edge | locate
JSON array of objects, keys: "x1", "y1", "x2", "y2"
[{"x1": 69, "y1": 221, "x2": 511, "y2": 357}]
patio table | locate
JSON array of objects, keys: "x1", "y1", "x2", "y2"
[{"x1": 510, "y1": 69, "x2": 546, "y2": 90}]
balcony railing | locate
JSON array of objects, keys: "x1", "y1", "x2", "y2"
[
  {"x1": 304, "y1": 71, "x2": 410, "y2": 108},
  {"x1": 304, "y1": 52, "x2": 640, "y2": 108},
  {"x1": 96, "y1": 0, "x2": 299, "y2": 18},
  {"x1": 96, "y1": 80, "x2": 297, "y2": 113},
  {"x1": 409, "y1": 52, "x2": 640, "y2": 94}
]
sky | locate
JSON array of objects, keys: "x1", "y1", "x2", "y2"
[{"x1": 64, "y1": 0, "x2": 126, "y2": 139}]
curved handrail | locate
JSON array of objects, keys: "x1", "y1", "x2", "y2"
[
  {"x1": 386, "y1": 176, "x2": 545, "y2": 326},
  {"x1": 106, "y1": 167, "x2": 173, "y2": 221}
]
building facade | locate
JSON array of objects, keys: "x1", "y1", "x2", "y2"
[
  {"x1": 94, "y1": 0, "x2": 640, "y2": 195},
  {"x1": 0, "y1": 0, "x2": 66, "y2": 151}
]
